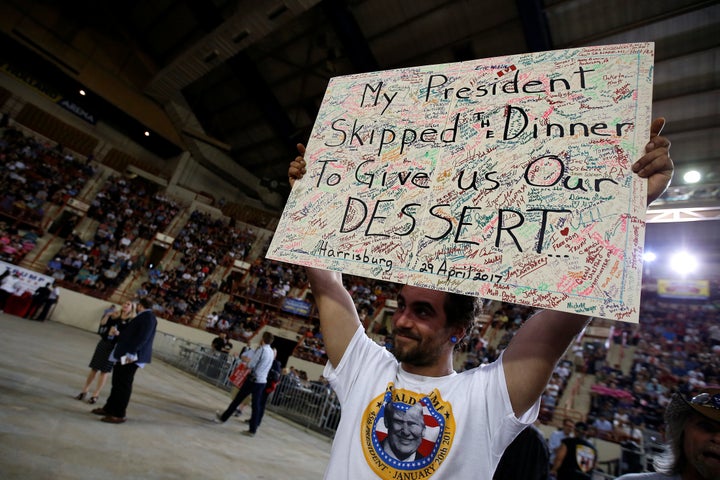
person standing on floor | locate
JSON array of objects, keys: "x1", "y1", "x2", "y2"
[
  {"x1": 33, "y1": 283, "x2": 59, "y2": 321},
  {"x1": 75, "y1": 300, "x2": 136, "y2": 404},
  {"x1": 252, "y1": 349, "x2": 281, "y2": 429},
  {"x1": 24, "y1": 282, "x2": 51, "y2": 320},
  {"x1": 91, "y1": 296, "x2": 157, "y2": 424},
  {"x1": 214, "y1": 331, "x2": 274, "y2": 437},
  {"x1": 236, "y1": 348, "x2": 280, "y2": 420}
]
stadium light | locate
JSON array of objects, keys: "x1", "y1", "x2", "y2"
[
  {"x1": 669, "y1": 251, "x2": 698, "y2": 276},
  {"x1": 683, "y1": 170, "x2": 701, "y2": 184}
]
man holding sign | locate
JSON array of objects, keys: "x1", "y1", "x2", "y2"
[{"x1": 285, "y1": 116, "x2": 672, "y2": 479}]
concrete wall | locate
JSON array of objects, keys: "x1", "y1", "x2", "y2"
[
  {"x1": 49, "y1": 287, "x2": 326, "y2": 381},
  {"x1": 52, "y1": 287, "x2": 218, "y2": 349}
]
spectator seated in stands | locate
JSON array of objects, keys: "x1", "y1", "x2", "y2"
[
  {"x1": 87, "y1": 175, "x2": 179, "y2": 241},
  {"x1": 0, "y1": 128, "x2": 92, "y2": 224}
]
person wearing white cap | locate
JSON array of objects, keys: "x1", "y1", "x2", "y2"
[{"x1": 617, "y1": 387, "x2": 720, "y2": 479}]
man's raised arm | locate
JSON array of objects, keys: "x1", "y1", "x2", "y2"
[
  {"x1": 502, "y1": 118, "x2": 674, "y2": 417},
  {"x1": 289, "y1": 144, "x2": 361, "y2": 367}
]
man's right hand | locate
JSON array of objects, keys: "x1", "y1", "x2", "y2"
[
  {"x1": 287, "y1": 143, "x2": 361, "y2": 367},
  {"x1": 288, "y1": 143, "x2": 307, "y2": 188}
]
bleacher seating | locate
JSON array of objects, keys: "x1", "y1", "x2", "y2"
[{"x1": 15, "y1": 103, "x2": 98, "y2": 157}]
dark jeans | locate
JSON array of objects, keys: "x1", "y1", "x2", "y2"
[
  {"x1": 0, "y1": 290, "x2": 11, "y2": 310},
  {"x1": 34, "y1": 299, "x2": 57, "y2": 320},
  {"x1": 256, "y1": 387, "x2": 274, "y2": 427},
  {"x1": 103, "y1": 363, "x2": 139, "y2": 418},
  {"x1": 220, "y1": 380, "x2": 266, "y2": 433},
  {"x1": 24, "y1": 298, "x2": 45, "y2": 319}
]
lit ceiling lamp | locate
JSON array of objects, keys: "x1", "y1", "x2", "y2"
[
  {"x1": 683, "y1": 170, "x2": 701, "y2": 183},
  {"x1": 669, "y1": 251, "x2": 698, "y2": 276}
]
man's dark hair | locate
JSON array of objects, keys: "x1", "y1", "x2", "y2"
[
  {"x1": 443, "y1": 292, "x2": 482, "y2": 333},
  {"x1": 384, "y1": 402, "x2": 424, "y2": 427},
  {"x1": 137, "y1": 296, "x2": 153, "y2": 310},
  {"x1": 384, "y1": 401, "x2": 399, "y2": 423},
  {"x1": 262, "y1": 331, "x2": 274, "y2": 344}
]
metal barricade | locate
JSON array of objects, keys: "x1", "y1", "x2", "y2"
[
  {"x1": 152, "y1": 331, "x2": 240, "y2": 390},
  {"x1": 151, "y1": 332, "x2": 342, "y2": 437},
  {"x1": 618, "y1": 442, "x2": 645, "y2": 476},
  {"x1": 267, "y1": 376, "x2": 341, "y2": 436}
]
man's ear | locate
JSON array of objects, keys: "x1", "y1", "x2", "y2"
[{"x1": 449, "y1": 328, "x2": 466, "y2": 345}]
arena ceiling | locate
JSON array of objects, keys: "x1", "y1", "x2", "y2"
[{"x1": 1, "y1": 0, "x2": 719, "y2": 271}]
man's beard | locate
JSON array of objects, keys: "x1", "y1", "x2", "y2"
[{"x1": 392, "y1": 330, "x2": 442, "y2": 367}]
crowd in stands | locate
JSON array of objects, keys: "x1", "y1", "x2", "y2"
[
  {"x1": 579, "y1": 292, "x2": 719, "y2": 450},
  {"x1": 173, "y1": 209, "x2": 256, "y2": 267},
  {"x1": 42, "y1": 174, "x2": 180, "y2": 298},
  {"x1": 132, "y1": 209, "x2": 259, "y2": 322},
  {"x1": 1, "y1": 126, "x2": 96, "y2": 264},
  {"x1": 0, "y1": 125, "x2": 96, "y2": 227},
  {"x1": 458, "y1": 303, "x2": 538, "y2": 370},
  {"x1": 0, "y1": 223, "x2": 39, "y2": 264},
  {"x1": 295, "y1": 322, "x2": 327, "y2": 361},
  {"x1": 213, "y1": 249, "x2": 401, "y2": 364},
  {"x1": 87, "y1": 175, "x2": 180, "y2": 241},
  {"x1": 204, "y1": 298, "x2": 270, "y2": 341},
  {"x1": 225, "y1": 257, "x2": 308, "y2": 302},
  {"x1": 45, "y1": 231, "x2": 135, "y2": 294},
  {"x1": 135, "y1": 265, "x2": 218, "y2": 322}
]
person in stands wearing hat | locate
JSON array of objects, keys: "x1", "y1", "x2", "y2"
[
  {"x1": 551, "y1": 421, "x2": 598, "y2": 480},
  {"x1": 616, "y1": 387, "x2": 720, "y2": 480}
]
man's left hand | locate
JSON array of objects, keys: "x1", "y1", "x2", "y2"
[{"x1": 632, "y1": 117, "x2": 674, "y2": 205}]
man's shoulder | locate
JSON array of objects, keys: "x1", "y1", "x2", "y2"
[
  {"x1": 132, "y1": 310, "x2": 158, "y2": 327},
  {"x1": 616, "y1": 473, "x2": 676, "y2": 480}
]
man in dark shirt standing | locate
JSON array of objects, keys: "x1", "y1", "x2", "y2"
[
  {"x1": 25, "y1": 282, "x2": 51, "y2": 320},
  {"x1": 551, "y1": 422, "x2": 597, "y2": 480},
  {"x1": 34, "y1": 284, "x2": 59, "y2": 321},
  {"x1": 494, "y1": 425, "x2": 550, "y2": 480}
]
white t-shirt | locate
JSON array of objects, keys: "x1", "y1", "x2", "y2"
[
  {"x1": 1, "y1": 276, "x2": 20, "y2": 294},
  {"x1": 323, "y1": 326, "x2": 538, "y2": 479},
  {"x1": 616, "y1": 473, "x2": 680, "y2": 480}
]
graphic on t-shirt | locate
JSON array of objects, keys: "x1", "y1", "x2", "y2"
[
  {"x1": 362, "y1": 383, "x2": 455, "y2": 479},
  {"x1": 575, "y1": 444, "x2": 596, "y2": 473}
]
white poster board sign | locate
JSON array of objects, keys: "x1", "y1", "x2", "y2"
[{"x1": 268, "y1": 43, "x2": 654, "y2": 322}]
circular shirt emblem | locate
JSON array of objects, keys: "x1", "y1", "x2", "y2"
[{"x1": 361, "y1": 385, "x2": 455, "y2": 479}]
